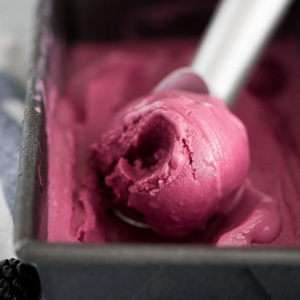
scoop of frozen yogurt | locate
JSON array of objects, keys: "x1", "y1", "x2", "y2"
[{"x1": 93, "y1": 90, "x2": 250, "y2": 237}]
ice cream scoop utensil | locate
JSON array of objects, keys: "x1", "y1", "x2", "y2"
[
  {"x1": 113, "y1": 0, "x2": 293, "y2": 228},
  {"x1": 155, "y1": 0, "x2": 293, "y2": 107}
]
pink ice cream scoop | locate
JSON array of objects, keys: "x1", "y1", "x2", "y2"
[
  {"x1": 93, "y1": 90, "x2": 250, "y2": 237},
  {"x1": 92, "y1": 0, "x2": 289, "y2": 239}
]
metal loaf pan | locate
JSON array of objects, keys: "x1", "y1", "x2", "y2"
[{"x1": 15, "y1": 0, "x2": 300, "y2": 299}]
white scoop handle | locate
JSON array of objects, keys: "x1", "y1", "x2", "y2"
[{"x1": 192, "y1": 0, "x2": 293, "y2": 107}]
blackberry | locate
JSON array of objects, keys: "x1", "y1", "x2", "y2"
[{"x1": 0, "y1": 258, "x2": 41, "y2": 300}]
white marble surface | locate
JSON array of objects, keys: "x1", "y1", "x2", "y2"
[
  {"x1": 0, "y1": 179, "x2": 15, "y2": 260},
  {"x1": 0, "y1": 0, "x2": 38, "y2": 82}
]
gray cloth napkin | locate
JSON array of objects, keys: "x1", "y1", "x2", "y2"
[
  {"x1": 0, "y1": 73, "x2": 24, "y2": 210},
  {"x1": 0, "y1": 72, "x2": 24, "y2": 259}
]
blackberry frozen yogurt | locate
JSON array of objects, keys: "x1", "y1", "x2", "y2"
[
  {"x1": 44, "y1": 36, "x2": 300, "y2": 246},
  {"x1": 93, "y1": 89, "x2": 271, "y2": 241}
]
